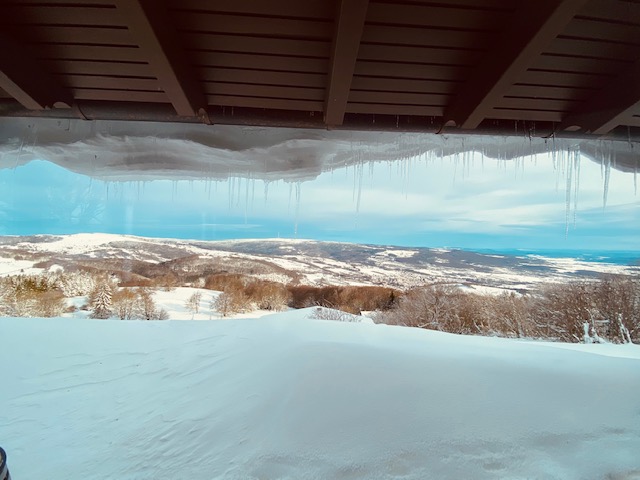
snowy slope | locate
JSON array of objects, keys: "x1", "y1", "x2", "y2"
[{"x1": 2, "y1": 313, "x2": 640, "y2": 480}]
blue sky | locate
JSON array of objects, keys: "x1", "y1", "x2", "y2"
[{"x1": 0, "y1": 155, "x2": 638, "y2": 252}]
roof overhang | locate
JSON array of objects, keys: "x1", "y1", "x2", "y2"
[{"x1": 1, "y1": 0, "x2": 640, "y2": 141}]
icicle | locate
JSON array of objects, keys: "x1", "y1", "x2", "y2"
[
  {"x1": 244, "y1": 176, "x2": 250, "y2": 223},
  {"x1": 603, "y1": 147, "x2": 611, "y2": 209},
  {"x1": 573, "y1": 151, "x2": 580, "y2": 228},
  {"x1": 293, "y1": 182, "x2": 301, "y2": 238},
  {"x1": 355, "y1": 161, "x2": 363, "y2": 214},
  {"x1": 228, "y1": 177, "x2": 235, "y2": 210},
  {"x1": 565, "y1": 148, "x2": 573, "y2": 238}
]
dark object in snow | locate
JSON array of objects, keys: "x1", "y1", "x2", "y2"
[{"x1": 0, "y1": 447, "x2": 11, "y2": 480}]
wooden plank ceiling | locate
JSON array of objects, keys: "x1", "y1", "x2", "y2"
[{"x1": 1, "y1": 0, "x2": 640, "y2": 138}]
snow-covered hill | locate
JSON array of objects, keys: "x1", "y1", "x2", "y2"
[
  {"x1": 0, "y1": 233, "x2": 637, "y2": 292},
  {"x1": 2, "y1": 313, "x2": 639, "y2": 479}
]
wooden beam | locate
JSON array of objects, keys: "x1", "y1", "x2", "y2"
[
  {"x1": 324, "y1": 0, "x2": 369, "y2": 127},
  {"x1": 0, "y1": 35, "x2": 72, "y2": 110},
  {"x1": 114, "y1": 0, "x2": 205, "y2": 117},
  {"x1": 559, "y1": 61, "x2": 640, "y2": 135},
  {"x1": 444, "y1": 0, "x2": 588, "y2": 130}
]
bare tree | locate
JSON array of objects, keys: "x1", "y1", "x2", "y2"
[
  {"x1": 112, "y1": 289, "x2": 138, "y2": 320},
  {"x1": 185, "y1": 291, "x2": 203, "y2": 318}
]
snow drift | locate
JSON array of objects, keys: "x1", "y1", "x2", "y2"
[{"x1": 2, "y1": 310, "x2": 640, "y2": 479}]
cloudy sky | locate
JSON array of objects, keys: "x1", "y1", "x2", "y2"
[{"x1": 0, "y1": 151, "x2": 637, "y2": 253}]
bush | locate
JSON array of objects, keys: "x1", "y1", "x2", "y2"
[
  {"x1": 376, "y1": 276, "x2": 639, "y2": 344},
  {"x1": 213, "y1": 286, "x2": 251, "y2": 317},
  {"x1": 245, "y1": 281, "x2": 290, "y2": 311},
  {"x1": 288, "y1": 285, "x2": 399, "y2": 313},
  {"x1": 309, "y1": 306, "x2": 363, "y2": 323}
]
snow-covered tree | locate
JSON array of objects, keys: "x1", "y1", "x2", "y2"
[
  {"x1": 90, "y1": 281, "x2": 113, "y2": 319},
  {"x1": 57, "y1": 271, "x2": 96, "y2": 297}
]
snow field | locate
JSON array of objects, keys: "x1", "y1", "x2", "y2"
[
  {"x1": 152, "y1": 287, "x2": 276, "y2": 321},
  {"x1": 1, "y1": 312, "x2": 640, "y2": 479}
]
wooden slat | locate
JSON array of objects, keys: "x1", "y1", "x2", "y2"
[
  {"x1": 548, "y1": 37, "x2": 640, "y2": 62},
  {"x1": 44, "y1": 60, "x2": 155, "y2": 77},
  {"x1": 351, "y1": 76, "x2": 458, "y2": 94},
  {"x1": 0, "y1": 87, "x2": 11, "y2": 98},
  {"x1": 377, "y1": 0, "x2": 514, "y2": 9},
  {"x1": 497, "y1": 97, "x2": 577, "y2": 112},
  {"x1": 349, "y1": 90, "x2": 449, "y2": 106},
  {"x1": 563, "y1": 18, "x2": 640, "y2": 44},
  {"x1": 1, "y1": 5, "x2": 124, "y2": 27},
  {"x1": 346, "y1": 103, "x2": 443, "y2": 116},
  {"x1": 3, "y1": 26, "x2": 134, "y2": 46},
  {"x1": 174, "y1": 12, "x2": 332, "y2": 41},
  {"x1": 61, "y1": 74, "x2": 160, "y2": 91},
  {"x1": 206, "y1": 95, "x2": 323, "y2": 111},
  {"x1": 72, "y1": 88, "x2": 167, "y2": 102},
  {"x1": 444, "y1": 0, "x2": 589, "y2": 129},
  {"x1": 355, "y1": 61, "x2": 471, "y2": 81},
  {"x1": 203, "y1": 83, "x2": 324, "y2": 101},
  {"x1": 196, "y1": 54, "x2": 328, "y2": 74},
  {"x1": 33, "y1": 44, "x2": 146, "y2": 63},
  {"x1": 202, "y1": 70, "x2": 326, "y2": 89},
  {"x1": 533, "y1": 54, "x2": 630, "y2": 75},
  {"x1": 579, "y1": 0, "x2": 640, "y2": 25},
  {"x1": 362, "y1": 25, "x2": 494, "y2": 50},
  {"x1": 9, "y1": 0, "x2": 117, "y2": 5},
  {"x1": 182, "y1": 34, "x2": 329, "y2": 59},
  {"x1": 488, "y1": 108, "x2": 563, "y2": 122},
  {"x1": 358, "y1": 44, "x2": 480, "y2": 66},
  {"x1": 521, "y1": 70, "x2": 611, "y2": 89},
  {"x1": 507, "y1": 84, "x2": 594, "y2": 101},
  {"x1": 365, "y1": 3, "x2": 509, "y2": 30},
  {"x1": 168, "y1": 0, "x2": 333, "y2": 20}
]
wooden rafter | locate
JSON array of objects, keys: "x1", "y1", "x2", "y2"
[
  {"x1": 0, "y1": 34, "x2": 72, "y2": 110},
  {"x1": 560, "y1": 61, "x2": 640, "y2": 135},
  {"x1": 114, "y1": 0, "x2": 205, "y2": 117},
  {"x1": 324, "y1": 0, "x2": 369, "y2": 127},
  {"x1": 444, "y1": 0, "x2": 588, "y2": 130}
]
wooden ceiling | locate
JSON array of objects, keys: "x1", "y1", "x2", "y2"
[{"x1": 1, "y1": 0, "x2": 640, "y2": 138}]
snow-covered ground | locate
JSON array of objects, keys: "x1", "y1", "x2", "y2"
[
  {"x1": 0, "y1": 256, "x2": 43, "y2": 277},
  {"x1": 152, "y1": 287, "x2": 277, "y2": 321},
  {"x1": 2, "y1": 234, "x2": 637, "y2": 291},
  {"x1": 2, "y1": 312, "x2": 639, "y2": 480}
]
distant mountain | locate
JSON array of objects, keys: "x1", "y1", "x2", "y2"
[{"x1": 0, "y1": 233, "x2": 637, "y2": 292}]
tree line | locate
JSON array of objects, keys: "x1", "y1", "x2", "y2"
[
  {"x1": 375, "y1": 276, "x2": 639, "y2": 344},
  {"x1": 1, "y1": 268, "x2": 638, "y2": 344}
]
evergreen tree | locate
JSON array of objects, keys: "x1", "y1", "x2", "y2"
[{"x1": 90, "y1": 281, "x2": 113, "y2": 319}]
